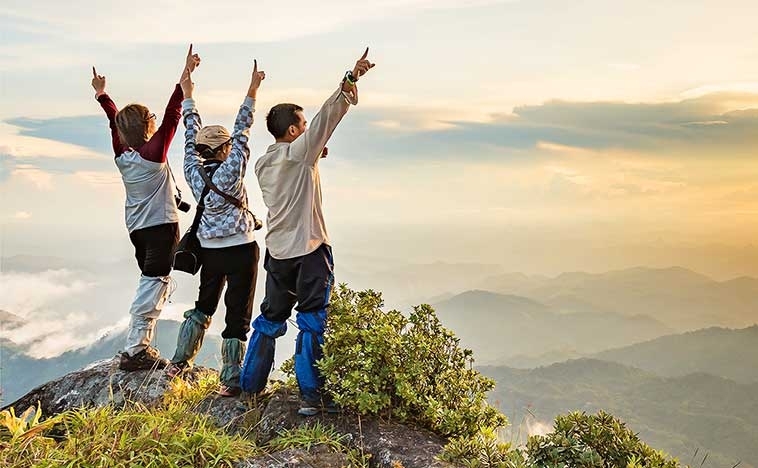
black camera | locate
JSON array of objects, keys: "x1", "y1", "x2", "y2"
[{"x1": 175, "y1": 195, "x2": 191, "y2": 213}]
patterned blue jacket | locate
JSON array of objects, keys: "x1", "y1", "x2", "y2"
[{"x1": 182, "y1": 97, "x2": 257, "y2": 248}]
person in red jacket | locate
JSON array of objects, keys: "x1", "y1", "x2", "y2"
[{"x1": 91, "y1": 45, "x2": 200, "y2": 371}]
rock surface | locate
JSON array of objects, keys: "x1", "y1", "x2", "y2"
[{"x1": 3, "y1": 358, "x2": 459, "y2": 468}]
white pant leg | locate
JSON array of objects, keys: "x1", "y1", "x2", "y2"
[{"x1": 125, "y1": 275, "x2": 170, "y2": 356}]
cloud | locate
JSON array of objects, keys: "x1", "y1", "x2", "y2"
[
  {"x1": 73, "y1": 171, "x2": 122, "y2": 191},
  {"x1": 0, "y1": 270, "x2": 94, "y2": 315},
  {"x1": 13, "y1": 211, "x2": 31, "y2": 220},
  {"x1": 12, "y1": 164, "x2": 54, "y2": 190},
  {"x1": 440, "y1": 92, "x2": 758, "y2": 155},
  {"x1": 0, "y1": 122, "x2": 103, "y2": 160},
  {"x1": 0, "y1": 0, "x2": 514, "y2": 45},
  {"x1": 0, "y1": 269, "x2": 119, "y2": 358},
  {"x1": 8, "y1": 90, "x2": 758, "y2": 173},
  {"x1": 6, "y1": 116, "x2": 112, "y2": 155}
]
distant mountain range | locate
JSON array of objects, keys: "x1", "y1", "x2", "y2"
[
  {"x1": 0, "y1": 320, "x2": 222, "y2": 405},
  {"x1": 432, "y1": 290, "x2": 672, "y2": 364},
  {"x1": 477, "y1": 266, "x2": 758, "y2": 330},
  {"x1": 481, "y1": 359, "x2": 758, "y2": 468},
  {"x1": 591, "y1": 325, "x2": 758, "y2": 384}
]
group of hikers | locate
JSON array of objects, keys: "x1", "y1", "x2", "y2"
[{"x1": 92, "y1": 44, "x2": 375, "y2": 415}]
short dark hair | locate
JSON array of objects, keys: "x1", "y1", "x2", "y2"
[{"x1": 266, "y1": 103, "x2": 303, "y2": 138}]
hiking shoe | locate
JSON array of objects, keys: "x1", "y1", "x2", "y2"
[
  {"x1": 118, "y1": 346, "x2": 169, "y2": 371},
  {"x1": 218, "y1": 385, "x2": 242, "y2": 397},
  {"x1": 298, "y1": 399, "x2": 341, "y2": 416},
  {"x1": 165, "y1": 361, "x2": 190, "y2": 379}
]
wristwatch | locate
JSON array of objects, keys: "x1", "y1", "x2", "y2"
[{"x1": 344, "y1": 70, "x2": 358, "y2": 85}]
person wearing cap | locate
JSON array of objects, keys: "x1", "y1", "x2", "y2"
[
  {"x1": 90, "y1": 45, "x2": 200, "y2": 372},
  {"x1": 240, "y1": 48, "x2": 375, "y2": 415},
  {"x1": 166, "y1": 59, "x2": 266, "y2": 397}
]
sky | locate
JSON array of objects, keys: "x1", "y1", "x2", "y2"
[{"x1": 3, "y1": 0, "x2": 758, "y2": 355}]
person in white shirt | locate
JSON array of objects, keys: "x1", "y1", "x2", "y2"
[{"x1": 241, "y1": 48, "x2": 375, "y2": 415}]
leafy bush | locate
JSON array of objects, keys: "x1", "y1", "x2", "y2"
[
  {"x1": 441, "y1": 427, "x2": 525, "y2": 468},
  {"x1": 526, "y1": 411, "x2": 681, "y2": 468},
  {"x1": 317, "y1": 285, "x2": 507, "y2": 438},
  {"x1": 0, "y1": 371, "x2": 258, "y2": 467}
]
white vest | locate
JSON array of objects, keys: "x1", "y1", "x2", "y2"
[{"x1": 115, "y1": 150, "x2": 179, "y2": 232}]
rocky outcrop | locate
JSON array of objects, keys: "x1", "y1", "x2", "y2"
[{"x1": 2, "y1": 358, "x2": 458, "y2": 468}]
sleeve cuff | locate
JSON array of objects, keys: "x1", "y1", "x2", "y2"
[
  {"x1": 181, "y1": 98, "x2": 196, "y2": 112},
  {"x1": 96, "y1": 93, "x2": 108, "y2": 101},
  {"x1": 243, "y1": 96, "x2": 256, "y2": 110}
]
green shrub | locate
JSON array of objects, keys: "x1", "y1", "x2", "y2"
[
  {"x1": 441, "y1": 427, "x2": 526, "y2": 468},
  {"x1": 526, "y1": 411, "x2": 681, "y2": 468},
  {"x1": 317, "y1": 284, "x2": 507, "y2": 438}
]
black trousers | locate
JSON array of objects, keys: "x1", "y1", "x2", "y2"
[
  {"x1": 196, "y1": 241, "x2": 260, "y2": 340},
  {"x1": 260, "y1": 243, "x2": 334, "y2": 322},
  {"x1": 129, "y1": 222, "x2": 180, "y2": 277}
]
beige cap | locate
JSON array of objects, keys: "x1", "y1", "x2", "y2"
[{"x1": 196, "y1": 125, "x2": 231, "y2": 148}]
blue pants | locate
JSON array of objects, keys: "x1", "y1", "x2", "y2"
[{"x1": 240, "y1": 244, "x2": 334, "y2": 399}]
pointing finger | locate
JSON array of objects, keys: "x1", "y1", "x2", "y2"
[
  {"x1": 188, "y1": 43, "x2": 193, "y2": 56},
  {"x1": 360, "y1": 47, "x2": 369, "y2": 60},
  {"x1": 92, "y1": 66, "x2": 97, "y2": 78}
]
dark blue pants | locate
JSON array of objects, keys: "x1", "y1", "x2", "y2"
[{"x1": 240, "y1": 244, "x2": 334, "y2": 399}]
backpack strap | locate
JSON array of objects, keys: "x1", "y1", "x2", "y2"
[
  {"x1": 198, "y1": 160, "x2": 263, "y2": 230},
  {"x1": 189, "y1": 184, "x2": 211, "y2": 235},
  {"x1": 198, "y1": 164, "x2": 245, "y2": 209}
]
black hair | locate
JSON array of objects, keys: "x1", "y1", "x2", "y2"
[{"x1": 266, "y1": 103, "x2": 304, "y2": 138}]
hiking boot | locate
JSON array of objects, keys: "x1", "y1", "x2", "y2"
[
  {"x1": 297, "y1": 398, "x2": 341, "y2": 416},
  {"x1": 165, "y1": 361, "x2": 190, "y2": 379},
  {"x1": 218, "y1": 385, "x2": 242, "y2": 397},
  {"x1": 118, "y1": 346, "x2": 169, "y2": 371}
]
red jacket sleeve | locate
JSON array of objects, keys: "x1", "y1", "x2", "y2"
[
  {"x1": 138, "y1": 84, "x2": 183, "y2": 163},
  {"x1": 96, "y1": 94, "x2": 126, "y2": 156}
]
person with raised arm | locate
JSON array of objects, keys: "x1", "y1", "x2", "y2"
[
  {"x1": 91, "y1": 45, "x2": 200, "y2": 371},
  {"x1": 166, "y1": 60, "x2": 266, "y2": 397},
  {"x1": 241, "y1": 48, "x2": 375, "y2": 414}
]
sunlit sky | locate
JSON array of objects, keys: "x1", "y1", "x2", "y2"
[{"x1": 3, "y1": 0, "x2": 758, "y2": 277}]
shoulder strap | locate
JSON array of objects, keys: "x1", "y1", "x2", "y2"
[
  {"x1": 189, "y1": 184, "x2": 211, "y2": 235},
  {"x1": 198, "y1": 161, "x2": 263, "y2": 231},
  {"x1": 198, "y1": 164, "x2": 245, "y2": 209}
]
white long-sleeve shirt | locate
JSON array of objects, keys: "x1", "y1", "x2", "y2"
[{"x1": 255, "y1": 86, "x2": 357, "y2": 259}]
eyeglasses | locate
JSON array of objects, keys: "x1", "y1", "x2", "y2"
[{"x1": 146, "y1": 113, "x2": 156, "y2": 121}]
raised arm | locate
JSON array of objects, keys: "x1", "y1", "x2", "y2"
[
  {"x1": 213, "y1": 60, "x2": 265, "y2": 192},
  {"x1": 140, "y1": 45, "x2": 201, "y2": 163},
  {"x1": 92, "y1": 67, "x2": 126, "y2": 156},
  {"x1": 180, "y1": 56, "x2": 205, "y2": 201},
  {"x1": 289, "y1": 48, "x2": 375, "y2": 166}
]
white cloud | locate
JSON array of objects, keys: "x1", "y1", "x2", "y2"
[
  {"x1": 0, "y1": 123, "x2": 101, "y2": 160},
  {"x1": 11, "y1": 164, "x2": 54, "y2": 190},
  {"x1": 0, "y1": 270, "x2": 94, "y2": 316},
  {"x1": 0, "y1": 0, "x2": 514, "y2": 45},
  {"x1": 73, "y1": 171, "x2": 122, "y2": 193},
  {"x1": 681, "y1": 82, "x2": 758, "y2": 99},
  {"x1": 13, "y1": 211, "x2": 31, "y2": 219},
  {"x1": 0, "y1": 270, "x2": 124, "y2": 358}
]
